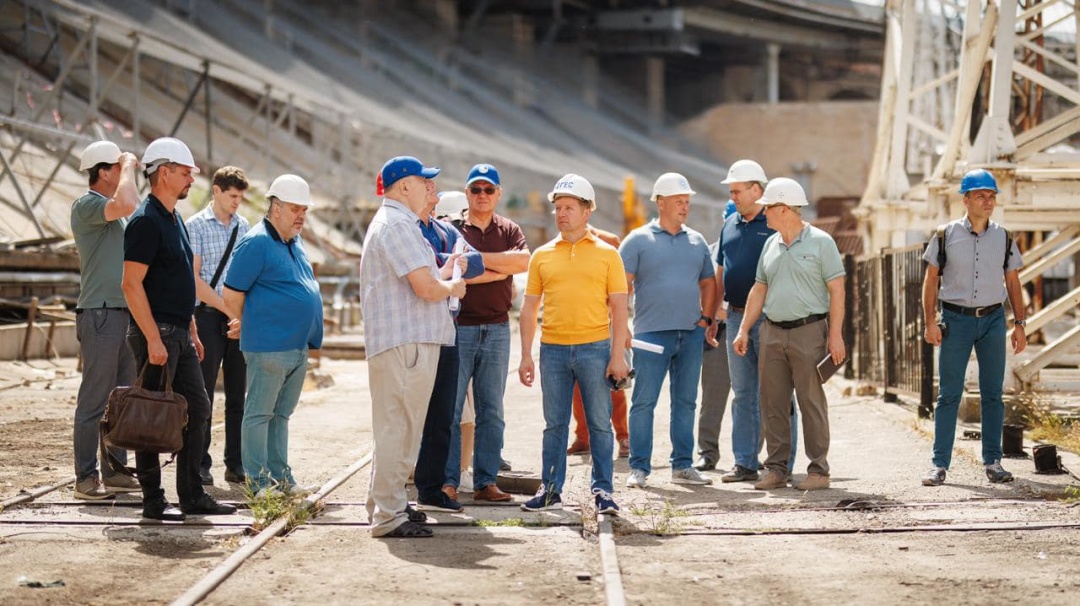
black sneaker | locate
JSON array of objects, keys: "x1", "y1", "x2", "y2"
[
  {"x1": 521, "y1": 487, "x2": 562, "y2": 511},
  {"x1": 143, "y1": 498, "x2": 186, "y2": 521},
  {"x1": 721, "y1": 465, "x2": 760, "y2": 483},
  {"x1": 199, "y1": 469, "x2": 214, "y2": 486},
  {"x1": 593, "y1": 489, "x2": 619, "y2": 515},
  {"x1": 417, "y1": 493, "x2": 464, "y2": 513},
  {"x1": 224, "y1": 468, "x2": 246, "y2": 484},
  {"x1": 181, "y1": 494, "x2": 238, "y2": 515},
  {"x1": 985, "y1": 461, "x2": 1014, "y2": 484}
]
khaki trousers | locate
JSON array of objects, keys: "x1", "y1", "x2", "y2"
[
  {"x1": 366, "y1": 343, "x2": 440, "y2": 536},
  {"x1": 759, "y1": 319, "x2": 831, "y2": 476}
]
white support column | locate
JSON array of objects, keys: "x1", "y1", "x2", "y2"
[
  {"x1": 646, "y1": 56, "x2": 665, "y2": 129},
  {"x1": 970, "y1": 0, "x2": 1018, "y2": 164},
  {"x1": 766, "y1": 42, "x2": 780, "y2": 104},
  {"x1": 583, "y1": 54, "x2": 599, "y2": 110},
  {"x1": 886, "y1": 0, "x2": 917, "y2": 199}
]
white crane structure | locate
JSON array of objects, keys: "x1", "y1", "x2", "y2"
[{"x1": 860, "y1": 0, "x2": 1080, "y2": 388}]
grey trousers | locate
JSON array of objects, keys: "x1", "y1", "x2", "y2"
[
  {"x1": 760, "y1": 319, "x2": 831, "y2": 476},
  {"x1": 695, "y1": 340, "x2": 732, "y2": 466},
  {"x1": 73, "y1": 308, "x2": 135, "y2": 481}
]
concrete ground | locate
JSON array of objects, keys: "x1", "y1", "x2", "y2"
[{"x1": 0, "y1": 328, "x2": 1078, "y2": 605}]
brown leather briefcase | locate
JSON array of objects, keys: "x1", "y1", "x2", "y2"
[{"x1": 101, "y1": 363, "x2": 188, "y2": 455}]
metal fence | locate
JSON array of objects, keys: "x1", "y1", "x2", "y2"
[{"x1": 845, "y1": 243, "x2": 934, "y2": 416}]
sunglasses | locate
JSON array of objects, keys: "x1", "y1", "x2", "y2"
[{"x1": 469, "y1": 186, "x2": 497, "y2": 195}]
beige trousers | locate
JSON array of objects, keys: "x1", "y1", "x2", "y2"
[
  {"x1": 366, "y1": 342, "x2": 440, "y2": 536},
  {"x1": 759, "y1": 319, "x2": 831, "y2": 476}
]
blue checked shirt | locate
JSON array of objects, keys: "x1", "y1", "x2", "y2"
[{"x1": 185, "y1": 205, "x2": 250, "y2": 301}]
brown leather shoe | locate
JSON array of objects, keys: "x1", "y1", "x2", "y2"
[
  {"x1": 566, "y1": 439, "x2": 590, "y2": 455},
  {"x1": 618, "y1": 438, "x2": 630, "y2": 458},
  {"x1": 793, "y1": 473, "x2": 830, "y2": 491},
  {"x1": 441, "y1": 485, "x2": 458, "y2": 501},
  {"x1": 472, "y1": 484, "x2": 512, "y2": 502}
]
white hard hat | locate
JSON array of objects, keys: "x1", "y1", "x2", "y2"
[
  {"x1": 651, "y1": 172, "x2": 696, "y2": 201},
  {"x1": 141, "y1": 137, "x2": 200, "y2": 175},
  {"x1": 266, "y1": 174, "x2": 313, "y2": 207},
  {"x1": 721, "y1": 159, "x2": 767, "y2": 185},
  {"x1": 547, "y1": 173, "x2": 596, "y2": 209},
  {"x1": 79, "y1": 141, "x2": 121, "y2": 171},
  {"x1": 757, "y1": 177, "x2": 808, "y2": 207},
  {"x1": 435, "y1": 191, "x2": 469, "y2": 218}
]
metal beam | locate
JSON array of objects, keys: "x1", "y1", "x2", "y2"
[{"x1": 682, "y1": 7, "x2": 871, "y2": 52}]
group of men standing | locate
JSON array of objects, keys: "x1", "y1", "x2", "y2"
[
  {"x1": 70, "y1": 135, "x2": 1025, "y2": 533},
  {"x1": 72, "y1": 137, "x2": 322, "y2": 521}
]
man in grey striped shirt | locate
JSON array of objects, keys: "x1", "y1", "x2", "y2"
[{"x1": 360, "y1": 156, "x2": 466, "y2": 538}]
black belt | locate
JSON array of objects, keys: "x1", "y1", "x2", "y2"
[
  {"x1": 729, "y1": 305, "x2": 745, "y2": 313},
  {"x1": 767, "y1": 313, "x2": 828, "y2": 330},
  {"x1": 941, "y1": 302, "x2": 1002, "y2": 318},
  {"x1": 75, "y1": 307, "x2": 126, "y2": 314}
]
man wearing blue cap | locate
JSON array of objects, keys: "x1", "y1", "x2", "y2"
[
  {"x1": 360, "y1": 156, "x2": 466, "y2": 538},
  {"x1": 444, "y1": 163, "x2": 530, "y2": 504},
  {"x1": 921, "y1": 168, "x2": 1025, "y2": 487}
]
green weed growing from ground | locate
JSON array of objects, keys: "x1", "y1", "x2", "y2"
[{"x1": 629, "y1": 499, "x2": 689, "y2": 536}]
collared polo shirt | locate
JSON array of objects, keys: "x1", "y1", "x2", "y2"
[
  {"x1": 456, "y1": 213, "x2": 528, "y2": 326},
  {"x1": 224, "y1": 219, "x2": 323, "y2": 353},
  {"x1": 124, "y1": 194, "x2": 196, "y2": 327},
  {"x1": 716, "y1": 209, "x2": 774, "y2": 308},
  {"x1": 71, "y1": 190, "x2": 127, "y2": 309},
  {"x1": 620, "y1": 220, "x2": 713, "y2": 333},
  {"x1": 756, "y1": 224, "x2": 845, "y2": 322},
  {"x1": 922, "y1": 216, "x2": 1023, "y2": 307},
  {"x1": 186, "y1": 205, "x2": 250, "y2": 300},
  {"x1": 526, "y1": 231, "x2": 628, "y2": 345},
  {"x1": 359, "y1": 198, "x2": 456, "y2": 358}
]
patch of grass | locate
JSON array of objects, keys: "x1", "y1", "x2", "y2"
[
  {"x1": 473, "y1": 517, "x2": 527, "y2": 527},
  {"x1": 629, "y1": 499, "x2": 688, "y2": 536},
  {"x1": 245, "y1": 483, "x2": 313, "y2": 532},
  {"x1": 1061, "y1": 486, "x2": 1080, "y2": 504}
]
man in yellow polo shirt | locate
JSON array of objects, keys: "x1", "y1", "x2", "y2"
[{"x1": 518, "y1": 174, "x2": 630, "y2": 515}]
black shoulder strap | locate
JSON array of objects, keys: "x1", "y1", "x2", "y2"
[
  {"x1": 209, "y1": 224, "x2": 240, "y2": 290},
  {"x1": 935, "y1": 224, "x2": 948, "y2": 272},
  {"x1": 1003, "y1": 228, "x2": 1013, "y2": 271}
]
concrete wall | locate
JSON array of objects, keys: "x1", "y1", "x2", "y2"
[
  {"x1": 678, "y1": 101, "x2": 879, "y2": 202},
  {"x1": 0, "y1": 323, "x2": 77, "y2": 361}
]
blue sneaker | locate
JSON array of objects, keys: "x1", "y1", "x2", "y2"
[
  {"x1": 521, "y1": 487, "x2": 562, "y2": 511},
  {"x1": 593, "y1": 489, "x2": 619, "y2": 515}
]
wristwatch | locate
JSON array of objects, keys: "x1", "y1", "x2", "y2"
[
  {"x1": 699, "y1": 315, "x2": 713, "y2": 326},
  {"x1": 1012, "y1": 319, "x2": 1026, "y2": 327}
]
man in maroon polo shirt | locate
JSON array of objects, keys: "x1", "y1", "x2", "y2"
[{"x1": 442, "y1": 163, "x2": 530, "y2": 502}]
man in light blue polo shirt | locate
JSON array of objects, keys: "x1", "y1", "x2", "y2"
[
  {"x1": 734, "y1": 178, "x2": 845, "y2": 492},
  {"x1": 622, "y1": 172, "x2": 715, "y2": 489},
  {"x1": 223, "y1": 174, "x2": 323, "y2": 496}
]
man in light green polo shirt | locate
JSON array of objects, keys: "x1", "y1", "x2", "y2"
[{"x1": 733, "y1": 178, "x2": 845, "y2": 491}]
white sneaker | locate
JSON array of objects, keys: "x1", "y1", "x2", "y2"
[
  {"x1": 672, "y1": 467, "x2": 713, "y2": 485},
  {"x1": 459, "y1": 469, "x2": 474, "y2": 493},
  {"x1": 626, "y1": 468, "x2": 648, "y2": 488}
]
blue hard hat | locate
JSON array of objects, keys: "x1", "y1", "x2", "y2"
[
  {"x1": 723, "y1": 199, "x2": 737, "y2": 218},
  {"x1": 959, "y1": 169, "x2": 998, "y2": 194}
]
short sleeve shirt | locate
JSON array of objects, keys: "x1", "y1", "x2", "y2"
[
  {"x1": 526, "y1": 232, "x2": 627, "y2": 345},
  {"x1": 456, "y1": 213, "x2": 528, "y2": 326},
  {"x1": 123, "y1": 195, "x2": 196, "y2": 327},
  {"x1": 922, "y1": 216, "x2": 1023, "y2": 307},
  {"x1": 359, "y1": 198, "x2": 456, "y2": 358},
  {"x1": 186, "y1": 206, "x2": 250, "y2": 300},
  {"x1": 716, "y1": 210, "x2": 774, "y2": 307},
  {"x1": 71, "y1": 191, "x2": 127, "y2": 309},
  {"x1": 620, "y1": 220, "x2": 714, "y2": 333},
  {"x1": 223, "y1": 219, "x2": 324, "y2": 353},
  {"x1": 756, "y1": 224, "x2": 845, "y2": 322}
]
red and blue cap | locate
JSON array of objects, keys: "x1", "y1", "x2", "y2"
[{"x1": 380, "y1": 156, "x2": 440, "y2": 193}]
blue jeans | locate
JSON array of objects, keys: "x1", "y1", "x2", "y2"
[
  {"x1": 539, "y1": 339, "x2": 614, "y2": 494},
  {"x1": 448, "y1": 322, "x2": 509, "y2": 490},
  {"x1": 933, "y1": 307, "x2": 1006, "y2": 468},
  {"x1": 628, "y1": 327, "x2": 705, "y2": 474},
  {"x1": 726, "y1": 310, "x2": 798, "y2": 470},
  {"x1": 242, "y1": 349, "x2": 308, "y2": 491}
]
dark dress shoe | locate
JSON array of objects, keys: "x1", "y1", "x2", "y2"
[
  {"x1": 181, "y1": 494, "x2": 238, "y2": 515},
  {"x1": 200, "y1": 469, "x2": 214, "y2": 485},
  {"x1": 143, "y1": 500, "x2": 186, "y2": 522},
  {"x1": 693, "y1": 457, "x2": 717, "y2": 472},
  {"x1": 224, "y1": 468, "x2": 246, "y2": 484}
]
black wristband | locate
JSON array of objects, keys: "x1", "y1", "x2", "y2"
[{"x1": 699, "y1": 315, "x2": 713, "y2": 326}]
